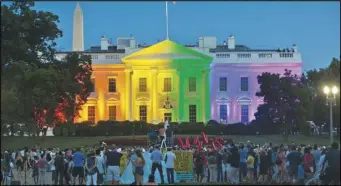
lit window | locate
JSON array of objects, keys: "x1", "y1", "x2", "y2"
[
  {"x1": 219, "y1": 77, "x2": 227, "y2": 91},
  {"x1": 188, "y1": 77, "x2": 196, "y2": 92},
  {"x1": 240, "y1": 77, "x2": 248, "y2": 92},
  {"x1": 164, "y1": 78, "x2": 172, "y2": 92},
  {"x1": 164, "y1": 113, "x2": 172, "y2": 122},
  {"x1": 108, "y1": 106, "x2": 116, "y2": 121},
  {"x1": 108, "y1": 78, "x2": 116, "y2": 93},
  {"x1": 88, "y1": 106, "x2": 96, "y2": 124},
  {"x1": 241, "y1": 105, "x2": 249, "y2": 123},
  {"x1": 139, "y1": 78, "x2": 147, "y2": 92},
  {"x1": 220, "y1": 105, "x2": 227, "y2": 122},
  {"x1": 189, "y1": 105, "x2": 196, "y2": 123},
  {"x1": 139, "y1": 105, "x2": 147, "y2": 122}
]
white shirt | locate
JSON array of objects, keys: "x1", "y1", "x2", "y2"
[{"x1": 165, "y1": 152, "x2": 176, "y2": 169}]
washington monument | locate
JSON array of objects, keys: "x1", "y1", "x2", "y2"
[{"x1": 72, "y1": 2, "x2": 84, "y2": 51}]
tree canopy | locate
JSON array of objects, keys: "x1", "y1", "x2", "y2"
[{"x1": 1, "y1": 1, "x2": 93, "y2": 135}]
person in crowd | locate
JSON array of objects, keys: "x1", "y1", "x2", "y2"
[
  {"x1": 194, "y1": 150, "x2": 204, "y2": 183},
  {"x1": 238, "y1": 143, "x2": 248, "y2": 182},
  {"x1": 247, "y1": 151, "x2": 255, "y2": 183},
  {"x1": 207, "y1": 151, "x2": 217, "y2": 183},
  {"x1": 54, "y1": 151, "x2": 64, "y2": 185},
  {"x1": 303, "y1": 147, "x2": 314, "y2": 178},
  {"x1": 85, "y1": 151, "x2": 98, "y2": 185},
  {"x1": 322, "y1": 142, "x2": 340, "y2": 185},
  {"x1": 276, "y1": 147, "x2": 286, "y2": 183},
  {"x1": 106, "y1": 144, "x2": 123, "y2": 185},
  {"x1": 96, "y1": 149, "x2": 105, "y2": 185},
  {"x1": 312, "y1": 145, "x2": 321, "y2": 171},
  {"x1": 150, "y1": 145, "x2": 164, "y2": 184},
  {"x1": 222, "y1": 148, "x2": 230, "y2": 182},
  {"x1": 15, "y1": 151, "x2": 24, "y2": 179},
  {"x1": 286, "y1": 146, "x2": 302, "y2": 183},
  {"x1": 129, "y1": 149, "x2": 138, "y2": 184},
  {"x1": 66, "y1": 156, "x2": 74, "y2": 185},
  {"x1": 228, "y1": 146, "x2": 240, "y2": 184},
  {"x1": 72, "y1": 147, "x2": 85, "y2": 185},
  {"x1": 32, "y1": 155, "x2": 39, "y2": 185},
  {"x1": 216, "y1": 149, "x2": 224, "y2": 183},
  {"x1": 297, "y1": 158, "x2": 305, "y2": 185},
  {"x1": 306, "y1": 148, "x2": 326, "y2": 185},
  {"x1": 133, "y1": 149, "x2": 145, "y2": 185},
  {"x1": 36, "y1": 154, "x2": 47, "y2": 185},
  {"x1": 165, "y1": 147, "x2": 176, "y2": 184},
  {"x1": 258, "y1": 149, "x2": 269, "y2": 183},
  {"x1": 146, "y1": 174, "x2": 158, "y2": 185}
]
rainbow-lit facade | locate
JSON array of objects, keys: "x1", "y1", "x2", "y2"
[{"x1": 55, "y1": 3, "x2": 303, "y2": 124}]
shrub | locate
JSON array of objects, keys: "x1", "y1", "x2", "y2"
[{"x1": 55, "y1": 119, "x2": 283, "y2": 137}]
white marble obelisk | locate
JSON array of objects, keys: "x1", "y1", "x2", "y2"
[{"x1": 72, "y1": 2, "x2": 84, "y2": 51}]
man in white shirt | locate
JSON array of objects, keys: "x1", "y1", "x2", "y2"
[{"x1": 164, "y1": 148, "x2": 176, "y2": 184}]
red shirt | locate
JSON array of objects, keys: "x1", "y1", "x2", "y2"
[{"x1": 35, "y1": 158, "x2": 46, "y2": 169}]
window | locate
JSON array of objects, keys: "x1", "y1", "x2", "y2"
[
  {"x1": 108, "y1": 106, "x2": 117, "y2": 121},
  {"x1": 108, "y1": 78, "x2": 116, "y2": 93},
  {"x1": 240, "y1": 77, "x2": 248, "y2": 92},
  {"x1": 105, "y1": 55, "x2": 119, "y2": 60},
  {"x1": 237, "y1": 53, "x2": 251, "y2": 58},
  {"x1": 139, "y1": 78, "x2": 147, "y2": 92},
  {"x1": 164, "y1": 113, "x2": 172, "y2": 122},
  {"x1": 258, "y1": 53, "x2": 272, "y2": 58},
  {"x1": 216, "y1": 53, "x2": 230, "y2": 58},
  {"x1": 188, "y1": 77, "x2": 196, "y2": 92},
  {"x1": 189, "y1": 105, "x2": 196, "y2": 123},
  {"x1": 220, "y1": 105, "x2": 227, "y2": 122},
  {"x1": 279, "y1": 53, "x2": 293, "y2": 58},
  {"x1": 88, "y1": 106, "x2": 95, "y2": 124},
  {"x1": 219, "y1": 77, "x2": 227, "y2": 91},
  {"x1": 139, "y1": 105, "x2": 147, "y2": 122},
  {"x1": 164, "y1": 78, "x2": 172, "y2": 92},
  {"x1": 241, "y1": 105, "x2": 249, "y2": 123},
  {"x1": 90, "y1": 78, "x2": 95, "y2": 92}
]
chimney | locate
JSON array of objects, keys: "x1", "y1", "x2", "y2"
[
  {"x1": 292, "y1": 44, "x2": 298, "y2": 52},
  {"x1": 227, "y1": 35, "x2": 235, "y2": 50},
  {"x1": 101, "y1": 36, "x2": 109, "y2": 50}
]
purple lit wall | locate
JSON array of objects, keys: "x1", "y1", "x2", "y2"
[{"x1": 210, "y1": 63, "x2": 302, "y2": 124}]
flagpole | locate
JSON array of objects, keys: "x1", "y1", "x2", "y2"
[{"x1": 165, "y1": 1, "x2": 169, "y2": 40}]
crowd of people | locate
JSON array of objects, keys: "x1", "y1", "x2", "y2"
[{"x1": 1, "y1": 139, "x2": 340, "y2": 185}]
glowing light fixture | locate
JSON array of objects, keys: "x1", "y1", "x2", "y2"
[
  {"x1": 323, "y1": 86, "x2": 330, "y2": 95},
  {"x1": 332, "y1": 86, "x2": 338, "y2": 94}
]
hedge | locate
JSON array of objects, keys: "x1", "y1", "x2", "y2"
[{"x1": 53, "y1": 119, "x2": 283, "y2": 137}]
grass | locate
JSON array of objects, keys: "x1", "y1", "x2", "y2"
[{"x1": 1, "y1": 134, "x2": 338, "y2": 151}]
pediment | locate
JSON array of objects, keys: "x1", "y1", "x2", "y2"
[
  {"x1": 237, "y1": 96, "x2": 252, "y2": 102},
  {"x1": 136, "y1": 97, "x2": 150, "y2": 102},
  {"x1": 216, "y1": 97, "x2": 231, "y2": 103},
  {"x1": 122, "y1": 39, "x2": 212, "y2": 64}
]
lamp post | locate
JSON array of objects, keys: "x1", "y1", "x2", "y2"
[{"x1": 323, "y1": 85, "x2": 338, "y2": 144}]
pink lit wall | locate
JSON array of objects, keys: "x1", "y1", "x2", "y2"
[{"x1": 210, "y1": 62, "x2": 302, "y2": 124}]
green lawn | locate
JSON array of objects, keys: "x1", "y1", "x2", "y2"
[{"x1": 1, "y1": 134, "x2": 338, "y2": 151}]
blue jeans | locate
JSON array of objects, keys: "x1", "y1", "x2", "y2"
[
  {"x1": 217, "y1": 166, "x2": 223, "y2": 182},
  {"x1": 239, "y1": 162, "x2": 247, "y2": 182}
]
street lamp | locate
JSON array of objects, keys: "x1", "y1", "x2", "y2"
[{"x1": 323, "y1": 85, "x2": 338, "y2": 144}]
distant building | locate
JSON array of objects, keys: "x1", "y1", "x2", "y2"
[{"x1": 56, "y1": 3, "x2": 302, "y2": 124}]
